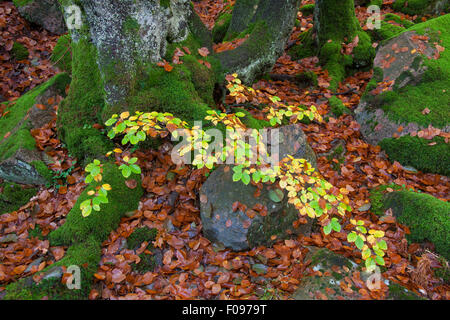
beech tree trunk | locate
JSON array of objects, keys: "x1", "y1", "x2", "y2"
[{"x1": 55, "y1": 0, "x2": 300, "y2": 163}]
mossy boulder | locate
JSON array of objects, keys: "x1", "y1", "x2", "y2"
[
  {"x1": 380, "y1": 190, "x2": 449, "y2": 260},
  {"x1": 355, "y1": 15, "x2": 450, "y2": 175},
  {"x1": 13, "y1": 0, "x2": 66, "y2": 34},
  {"x1": 0, "y1": 182, "x2": 37, "y2": 215},
  {"x1": 3, "y1": 236, "x2": 101, "y2": 300},
  {"x1": 291, "y1": 247, "x2": 360, "y2": 300},
  {"x1": 200, "y1": 125, "x2": 317, "y2": 251},
  {"x1": 0, "y1": 73, "x2": 71, "y2": 185},
  {"x1": 393, "y1": 0, "x2": 448, "y2": 16}
]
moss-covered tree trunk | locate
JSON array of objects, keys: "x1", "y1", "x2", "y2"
[
  {"x1": 57, "y1": 0, "x2": 300, "y2": 163},
  {"x1": 312, "y1": 0, "x2": 375, "y2": 89},
  {"x1": 291, "y1": 0, "x2": 375, "y2": 89}
]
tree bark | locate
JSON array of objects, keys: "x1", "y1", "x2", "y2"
[{"x1": 55, "y1": 0, "x2": 299, "y2": 162}]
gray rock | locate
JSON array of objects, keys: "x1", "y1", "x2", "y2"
[
  {"x1": 41, "y1": 266, "x2": 63, "y2": 281},
  {"x1": 291, "y1": 247, "x2": 359, "y2": 300},
  {"x1": 15, "y1": 0, "x2": 66, "y2": 35},
  {"x1": 251, "y1": 264, "x2": 268, "y2": 275},
  {"x1": 355, "y1": 30, "x2": 450, "y2": 146},
  {"x1": 200, "y1": 125, "x2": 317, "y2": 251},
  {"x1": 25, "y1": 257, "x2": 44, "y2": 273},
  {"x1": 0, "y1": 233, "x2": 18, "y2": 243}
]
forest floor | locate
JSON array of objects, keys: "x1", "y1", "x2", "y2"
[{"x1": 0, "y1": 0, "x2": 449, "y2": 300}]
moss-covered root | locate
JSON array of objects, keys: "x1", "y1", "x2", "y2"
[
  {"x1": 3, "y1": 237, "x2": 101, "y2": 300},
  {"x1": 212, "y1": 13, "x2": 232, "y2": 44},
  {"x1": 382, "y1": 190, "x2": 450, "y2": 260},
  {"x1": 49, "y1": 162, "x2": 143, "y2": 246}
]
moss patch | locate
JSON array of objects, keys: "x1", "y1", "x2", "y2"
[
  {"x1": 127, "y1": 227, "x2": 158, "y2": 273},
  {"x1": 127, "y1": 226, "x2": 157, "y2": 250},
  {"x1": 50, "y1": 34, "x2": 72, "y2": 74},
  {"x1": 49, "y1": 162, "x2": 143, "y2": 246},
  {"x1": 0, "y1": 73, "x2": 71, "y2": 161},
  {"x1": 300, "y1": 4, "x2": 315, "y2": 16},
  {"x1": 382, "y1": 190, "x2": 450, "y2": 260},
  {"x1": 4, "y1": 237, "x2": 101, "y2": 300},
  {"x1": 0, "y1": 182, "x2": 37, "y2": 215},
  {"x1": 328, "y1": 96, "x2": 350, "y2": 117},
  {"x1": 212, "y1": 13, "x2": 232, "y2": 43},
  {"x1": 12, "y1": 42, "x2": 29, "y2": 60},
  {"x1": 379, "y1": 135, "x2": 450, "y2": 176},
  {"x1": 57, "y1": 34, "x2": 109, "y2": 165}
]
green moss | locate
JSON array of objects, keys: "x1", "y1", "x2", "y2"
[
  {"x1": 132, "y1": 252, "x2": 157, "y2": 273},
  {"x1": 383, "y1": 13, "x2": 415, "y2": 29},
  {"x1": 382, "y1": 190, "x2": 450, "y2": 259},
  {"x1": 387, "y1": 282, "x2": 423, "y2": 300},
  {"x1": 128, "y1": 227, "x2": 158, "y2": 273},
  {"x1": 213, "y1": 13, "x2": 232, "y2": 43},
  {"x1": 232, "y1": 108, "x2": 270, "y2": 130},
  {"x1": 48, "y1": 162, "x2": 143, "y2": 246},
  {"x1": 51, "y1": 34, "x2": 72, "y2": 74},
  {"x1": 123, "y1": 17, "x2": 140, "y2": 34},
  {"x1": 380, "y1": 136, "x2": 450, "y2": 176},
  {"x1": 0, "y1": 182, "x2": 37, "y2": 215},
  {"x1": 300, "y1": 4, "x2": 315, "y2": 16},
  {"x1": 57, "y1": 35, "x2": 108, "y2": 164},
  {"x1": 393, "y1": 0, "x2": 439, "y2": 16},
  {"x1": 12, "y1": 42, "x2": 29, "y2": 60},
  {"x1": 160, "y1": 0, "x2": 170, "y2": 9},
  {"x1": 369, "y1": 20, "x2": 405, "y2": 42},
  {"x1": 127, "y1": 227, "x2": 157, "y2": 250},
  {"x1": 369, "y1": 184, "x2": 406, "y2": 216},
  {"x1": 12, "y1": 0, "x2": 33, "y2": 7},
  {"x1": 367, "y1": 15, "x2": 450, "y2": 131},
  {"x1": 28, "y1": 225, "x2": 45, "y2": 240},
  {"x1": 30, "y1": 160, "x2": 54, "y2": 182},
  {"x1": 288, "y1": 30, "x2": 317, "y2": 61},
  {"x1": 0, "y1": 73, "x2": 71, "y2": 161},
  {"x1": 4, "y1": 237, "x2": 101, "y2": 300},
  {"x1": 328, "y1": 96, "x2": 350, "y2": 117}
]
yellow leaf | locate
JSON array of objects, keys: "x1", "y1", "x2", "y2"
[
  {"x1": 102, "y1": 184, "x2": 112, "y2": 191},
  {"x1": 120, "y1": 111, "x2": 130, "y2": 119}
]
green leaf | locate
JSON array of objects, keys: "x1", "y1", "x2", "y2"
[
  {"x1": 130, "y1": 164, "x2": 141, "y2": 174},
  {"x1": 355, "y1": 236, "x2": 364, "y2": 250},
  {"x1": 323, "y1": 224, "x2": 332, "y2": 235},
  {"x1": 269, "y1": 189, "x2": 284, "y2": 203},
  {"x1": 241, "y1": 172, "x2": 250, "y2": 185},
  {"x1": 122, "y1": 166, "x2": 132, "y2": 178},
  {"x1": 347, "y1": 232, "x2": 357, "y2": 242},
  {"x1": 378, "y1": 240, "x2": 387, "y2": 250},
  {"x1": 375, "y1": 255, "x2": 385, "y2": 266},
  {"x1": 105, "y1": 118, "x2": 117, "y2": 126},
  {"x1": 235, "y1": 112, "x2": 246, "y2": 118},
  {"x1": 252, "y1": 171, "x2": 261, "y2": 183},
  {"x1": 232, "y1": 171, "x2": 242, "y2": 182}
]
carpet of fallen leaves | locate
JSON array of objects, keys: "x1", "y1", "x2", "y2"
[
  {"x1": 1, "y1": 0, "x2": 449, "y2": 300},
  {"x1": 0, "y1": 2, "x2": 58, "y2": 101}
]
